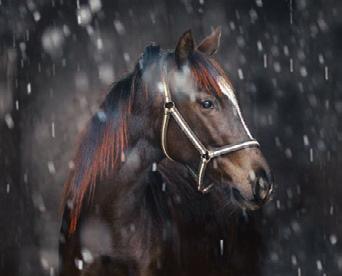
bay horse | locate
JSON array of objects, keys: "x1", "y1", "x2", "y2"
[{"x1": 59, "y1": 28, "x2": 273, "y2": 276}]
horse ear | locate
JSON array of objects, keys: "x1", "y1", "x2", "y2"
[
  {"x1": 197, "y1": 26, "x2": 222, "y2": 56},
  {"x1": 175, "y1": 30, "x2": 195, "y2": 67}
]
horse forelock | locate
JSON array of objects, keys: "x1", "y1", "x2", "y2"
[{"x1": 188, "y1": 52, "x2": 234, "y2": 98}]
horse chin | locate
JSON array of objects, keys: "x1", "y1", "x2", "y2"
[
  {"x1": 216, "y1": 182, "x2": 267, "y2": 211},
  {"x1": 233, "y1": 190, "x2": 273, "y2": 211},
  {"x1": 233, "y1": 199, "x2": 262, "y2": 211}
]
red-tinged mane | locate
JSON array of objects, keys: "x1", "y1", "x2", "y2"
[
  {"x1": 189, "y1": 52, "x2": 233, "y2": 97},
  {"x1": 62, "y1": 73, "x2": 138, "y2": 234}
]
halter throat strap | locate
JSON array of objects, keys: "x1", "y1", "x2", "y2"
[{"x1": 160, "y1": 71, "x2": 259, "y2": 193}]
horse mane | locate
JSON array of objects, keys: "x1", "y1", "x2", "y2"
[
  {"x1": 62, "y1": 71, "x2": 140, "y2": 233},
  {"x1": 62, "y1": 44, "x2": 163, "y2": 234},
  {"x1": 61, "y1": 46, "x2": 232, "y2": 234}
]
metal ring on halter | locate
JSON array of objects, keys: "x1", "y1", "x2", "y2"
[{"x1": 160, "y1": 68, "x2": 260, "y2": 193}]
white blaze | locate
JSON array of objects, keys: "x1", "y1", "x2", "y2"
[{"x1": 216, "y1": 76, "x2": 253, "y2": 139}]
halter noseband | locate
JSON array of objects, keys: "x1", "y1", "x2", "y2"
[{"x1": 160, "y1": 70, "x2": 260, "y2": 193}]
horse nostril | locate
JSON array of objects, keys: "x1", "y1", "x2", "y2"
[
  {"x1": 252, "y1": 169, "x2": 272, "y2": 203},
  {"x1": 255, "y1": 177, "x2": 269, "y2": 200}
]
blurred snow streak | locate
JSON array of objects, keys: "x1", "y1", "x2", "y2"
[{"x1": 0, "y1": 49, "x2": 16, "y2": 118}]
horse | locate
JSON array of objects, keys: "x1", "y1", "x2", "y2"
[{"x1": 59, "y1": 27, "x2": 273, "y2": 276}]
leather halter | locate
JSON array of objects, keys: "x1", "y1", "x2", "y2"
[{"x1": 160, "y1": 70, "x2": 260, "y2": 193}]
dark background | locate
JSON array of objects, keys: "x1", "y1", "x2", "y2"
[{"x1": 1, "y1": 0, "x2": 342, "y2": 275}]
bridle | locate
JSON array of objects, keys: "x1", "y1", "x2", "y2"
[{"x1": 160, "y1": 68, "x2": 260, "y2": 193}]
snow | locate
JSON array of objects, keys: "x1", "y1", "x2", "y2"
[
  {"x1": 303, "y1": 135, "x2": 310, "y2": 146},
  {"x1": 33, "y1": 11, "x2": 41, "y2": 22},
  {"x1": 89, "y1": 0, "x2": 102, "y2": 13},
  {"x1": 255, "y1": 0, "x2": 263, "y2": 8},
  {"x1": 1, "y1": 1, "x2": 341, "y2": 275},
  {"x1": 152, "y1": 162, "x2": 157, "y2": 171},
  {"x1": 81, "y1": 248, "x2": 94, "y2": 264},
  {"x1": 113, "y1": 19, "x2": 125, "y2": 35},
  {"x1": 330, "y1": 234, "x2": 338, "y2": 245},
  {"x1": 237, "y1": 68, "x2": 244, "y2": 80},
  {"x1": 41, "y1": 27, "x2": 65, "y2": 57},
  {"x1": 47, "y1": 161, "x2": 56, "y2": 174},
  {"x1": 74, "y1": 258, "x2": 83, "y2": 270},
  {"x1": 77, "y1": 6, "x2": 92, "y2": 26},
  {"x1": 316, "y1": 259, "x2": 323, "y2": 271},
  {"x1": 51, "y1": 122, "x2": 55, "y2": 138},
  {"x1": 4, "y1": 113, "x2": 14, "y2": 129},
  {"x1": 98, "y1": 63, "x2": 114, "y2": 85},
  {"x1": 219, "y1": 239, "x2": 224, "y2": 255},
  {"x1": 27, "y1": 82, "x2": 31, "y2": 95}
]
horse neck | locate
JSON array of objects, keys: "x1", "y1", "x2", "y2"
[
  {"x1": 119, "y1": 138, "x2": 162, "y2": 183},
  {"x1": 92, "y1": 135, "x2": 162, "y2": 205},
  {"x1": 140, "y1": 161, "x2": 246, "y2": 268},
  {"x1": 152, "y1": 161, "x2": 241, "y2": 236}
]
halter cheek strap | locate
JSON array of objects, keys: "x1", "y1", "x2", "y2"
[{"x1": 160, "y1": 73, "x2": 260, "y2": 193}]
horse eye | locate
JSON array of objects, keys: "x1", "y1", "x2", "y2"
[{"x1": 201, "y1": 100, "x2": 214, "y2": 109}]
